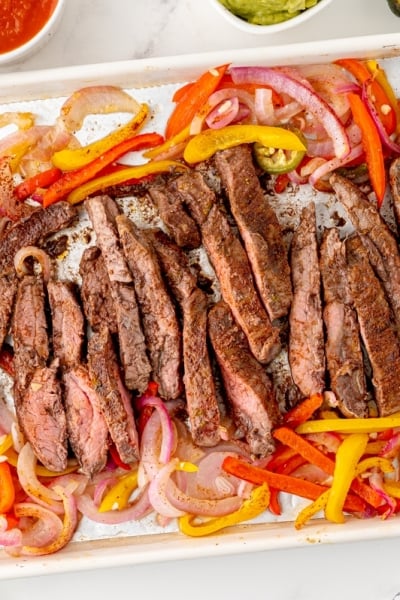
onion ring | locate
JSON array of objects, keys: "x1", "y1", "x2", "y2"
[{"x1": 13, "y1": 246, "x2": 52, "y2": 282}]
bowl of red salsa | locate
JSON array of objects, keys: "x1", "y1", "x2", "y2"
[{"x1": 0, "y1": 0, "x2": 65, "y2": 65}]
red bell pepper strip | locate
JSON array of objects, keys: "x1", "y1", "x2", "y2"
[
  {"x1": 165, "y1": 64, "x2": 229, "y2": 139},
  {"x1": 14, "y1": 167, "x2": 62, "y2": 201},
  {"x1": 41, "y1": 132, "x2": 164, "y2": 208},
  {"x1": 347, "y1": 91, "x2": 386, "y2": 208},
  {"x1": 222, "y1": 456, "x2": 365, "y2": 513},
  {"x1": 0, "y1": 461, "x2": 15, "y2": 513},
  {"x1": 283, "y1": 393, "x2": 324, "y2": 429},
  {"x1": 335, "y1": 58, "x2": 396, "y2": 135},
  {"x1": 109, "y1": 444, "x2": 131, "y2": 471}
]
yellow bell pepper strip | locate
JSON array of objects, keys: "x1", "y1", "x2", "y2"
[
  {"x1": 294, "y1": 489, "x2": 330, "y2": 530},
  {"x1": 0, "y1": 433, "x2": 12, "y2": 456},
  {"x1": 41, "y1": 132, "x2": 164, "y2": 208},
  {"x1": 347, "y1": 91, "x2": 386, "y2": 208},
  {"x1": 383, "y1": 480, "x2": 400, "y2": 499},
  {"x1": 52, "y1": 103, "x2": 149, "y2": 171},
  {"x1": 354, "y1": 456, "x2": 395, "y2": 477},
  {"x1": 365, "y1": 59, "x2": 400, "y2": 134},
  {"x1": 283, "y1": 393, "x2": 324, "y2": 429},
  {"x1": 296, "y1": 413, "x2": 400, "y2": 435},
  {"x1": 324, "y1": 433, "x2": 369, "y2": 524},
  {"x1": 143, "y1": 125, "x2": 191, "y2": 160},
  {"x1": 165, "y1": 64, "x2": 229, "y2": 139},
  {"x1": 5, "y1": 446, "x2": 78, "y2": 477},
  {"x1": 99, "y1": 470, "x2": 139, "y2": 512},
  {"x1": 183, "y1": 124, "x2": 307, "y2": 165},
  {"x1": 66, "y1": 159, "x2": 188, "y2": 205},
  {"x1": 221, "y1": 456, "x2": 366, "y2": 514},
  {"x1": 14, "y1": 167, "x2": 62, "y2": 201},
  {"x1": 0, "y1": 461, "x2": 15, "y2": 513},
  {"x1": 178, "y1": 483, "x2": 270, "y2": 537},
  {"x1": 335, "y1": 58, "x2": 396, "y2": 135}
]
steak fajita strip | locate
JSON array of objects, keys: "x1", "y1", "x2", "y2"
[
  {"x1": 175, "y1": 171, "x2": 280, "y2": 364},
  {"x1": 214, "y1": 145, "x2": 292, "y2": 321},
  {"x1": 148, "y1": 228, "x2": 221, "y2": 447},
  {"x1": 85, "y1": 195, "x2": 151, "y2": 393},
  {"x1": 319, "y1": 227, "x2": 368, "y2": 417},
  {"x1": 208, "y1": 300, "x2": 280, "y2": 457},
  {"x1": 346, "y1": 234, "x2": 400, "y2": 416},
  {"x1": 288, "y1": 202, "x2": 325, "y2": 398}
]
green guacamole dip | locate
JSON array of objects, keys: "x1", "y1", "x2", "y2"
[{"x1": 218, "y1": 0, "x2": 320, "y2": 25}]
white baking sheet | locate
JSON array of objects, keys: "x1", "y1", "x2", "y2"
[{"x1": 1, "y1": 32, "x2": 400, "y2": 580}]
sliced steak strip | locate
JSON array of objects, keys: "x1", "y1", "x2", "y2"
[
  {"x1": 208, "y1": 300, "x2": 280, "y2": 457},
  {"x1": 346, "y1": 235, "x2": 400, "y2": 416},
  {"x1": 330, "y1": 172, "x2": 400, "y2": 333},
  {"x1": 64, "y1": 365, "x2": 109, "y2": 477},
  {"x1": 176, "y1": 171, "x2": 280, "y2": 364},
  {"x1": 47, "y1": 280, "x2": 85, "y2": 370},
  {"x1": 148, "y1": 183, "x2": 201, "y2": 249},
  {"x1": 85, "y1": 195, "x2": 151, "y2": 393},
  {"x1": 0, "y1": 202, "x2": 77, "y2": 276},
  {"x1": 12, "y1": 274, "x2": 68, "y2": 471},
  {"x1": 149, "y1": 228, "x2": 220, "y2": 447},
  {"x1": 320, "y1": 228, "x2": 368, "y2": 417},
  {"x1": 214, "y1": 145, "x2": 292, "y2": 321},
  {"x1": 116, "y1": 215, "x2": 182, "y2": 400},
  {"x1": 79, "y1": 246, "x2": 117, "y2": 334},
  {"x1": 0, "y1": 271, "x2": 18, "y2": 348},
  {"x1": 288, "y1": 202, "x2": 325, "y2": 398},
  {"x1": 389, "y1": 157, "x2": 400, "y2": 228},
  {"x1": 88, "y1": 326, "x2": 140, "y2": 463}
]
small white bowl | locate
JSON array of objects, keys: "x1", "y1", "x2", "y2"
[
  {"x1": 0, "y1": 0, "x2": 66, "y2": 66},
  {"x1": 208, "y1": 0, "x2": 334, "y2": 34}
]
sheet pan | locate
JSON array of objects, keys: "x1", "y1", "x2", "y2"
[{"x1": 1, "y1": 31, "x2": 400, "y2": 580}]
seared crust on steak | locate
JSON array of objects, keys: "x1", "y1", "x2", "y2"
[
  {"x1": 320, "y1": 228, "x2": 368, "y2": 417},
  {"x1": 346, "y1": 235, "x2": 400, "y2": 416},
  {"x1": 289, "y1": 202, "x2": 325, "y2": 398},
  {"x1": 149, "y1": 228, "x2": 221, "y2": 446},
  {"x1": 117, "y1": 215, "x2": 182, "y2": 400},
  {"x1": 0, "y1": 272, "x2": 18, "y2": 348},
  {"x1": 208, "y1": 300, "x2": 280, "y2": 457},
  {"x1": 176, "y1": 171, "x2": 281, "y2": 364},
  {"x1": 214, "y1": 145, "x2": 292, "y2": 321},
  {"x1": 389, "y1": 157, "x2": 400, "y2": 228}
]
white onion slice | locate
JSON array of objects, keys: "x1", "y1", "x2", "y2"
[{"x1": 14, "y1": 246, "x2": 52, "y2": 282}]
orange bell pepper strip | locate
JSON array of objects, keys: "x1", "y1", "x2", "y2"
[
  {"x1": 41, "y1": 132, "x2": 164, "y2": 208},
  {"x1": 283, "y1": 393, "x2": 324, "y2": 429},
  {"x1": 165, "y1": 64, "x2": 229, "y2": 139},
  {"x1": 347, "y1": 91, "x2": 386, "y2": 208},
  {"x1": 14, "y1": 167, "x2": 62, "y2": 201},
  {"x1": 366, "y1": 59, "x2": 400, "y2": 134},
  {"x1": 335, "y1": 58, "x2": 396, "y2": 135},
  {"x1": 0, "y1": 461, "x2": 15, "y2": 513},
  {"x1": 222, "y1": 456, "x2": 366, "y2": 514},
  {"x1": 273, "y1": 426, "x2": 383, "y2": 509}
]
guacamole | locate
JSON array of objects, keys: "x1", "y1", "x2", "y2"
[{"x1": 218, "y1": 0, "x2": 320, "y2": 25}]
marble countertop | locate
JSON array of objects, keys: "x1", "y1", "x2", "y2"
[{"x1": 2, "y1": 1, "x2": 400, "y2": 599}]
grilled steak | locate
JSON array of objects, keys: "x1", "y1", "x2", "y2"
[
  {"x1": 0, "y1": 202, "x2": 77, "y2": 276},
  {"x1": 64, "y1": 365, "x2": 109, "y2": 477},
  {"x1": 176, "y1": 171, "x2": 280, "y2": 364},
  {"x1": 330, "y1": 172, "x2": 400, "y2": 333},
  {"x1": 0, "y1": 272, "x2": 17, "y2": 348},
  {"x1": 47, "y1": 280, "x2": 85, "y2": 369},
  {"x1": 116, "y1": 215, "x2": 182, "y2": 400},
  {"x1": 320, "y1": 228, "x2": 368, "y2": 417},
  {"x1": 289, "y1": 202, "x2": 325, "y2": 397},
  {"x1": 149, "y1": 228, "x2": 221, "y2": 446},
  {"x1": 88, "y1": 326, "x2": 140, "y2": 463},
  {"x1": 346, "y1": 235, "x2": 400, "y2": 416},
  {"x1": 79, "y1": 246, "x2": 117, "y2": 334},
  {"x1": 208, "y1": 300, "x2": 280, "y2": 457},
  {"x1": 85, "y1": 195, "x2": 151, "y2": 393},
  {"x1": 12, "y1": 274, "x2": 68, "y2": 471},
  {"x1": 389, "y1": 157, "x2": 400, "y2": 228},
  {"x1": 214, "y1": 145, "x2": 292, "y2": 321},
  {"x1": 148, "y1": 183, "x2": 201, "y2": 249}
]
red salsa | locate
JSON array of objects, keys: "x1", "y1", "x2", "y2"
[{"x1": 0, "y1": 0, "x2": 57, "y2": 54}]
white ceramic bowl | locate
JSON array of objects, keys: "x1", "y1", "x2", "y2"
[
  {"x1": 0, "y1": 0, "x2": 65, "y2": 66},
  {"x1": 208, "y1": 0, "x2": 334, "y2": 34}
]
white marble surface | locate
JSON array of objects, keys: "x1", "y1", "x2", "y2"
[{"x1": 2, "y1": 1, "x2": 400, "y2": 598}]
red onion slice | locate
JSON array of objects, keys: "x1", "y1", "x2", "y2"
[
  {"x1": 148, "y1": 458, "x2": 186, "y2": 518},
  {"x1": 362, "y1": 81, "x2": 400, "y2": 155},
  {"x1": 137, "y1": 395, "x2": 176, "y2": 464},
  {"x1": 308, "y1": 143, "x2": 364, "y2": 188},
  {"x1": 76, "y1": 486, "x2": 151, "y2": 524},
  {"x1": 231, "y1": 66, "x2": 350, "y2": 159}
]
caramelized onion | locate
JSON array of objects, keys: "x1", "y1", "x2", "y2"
[{"x1": 14, "y1": 246, "x2": 52, "y2": 282}]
